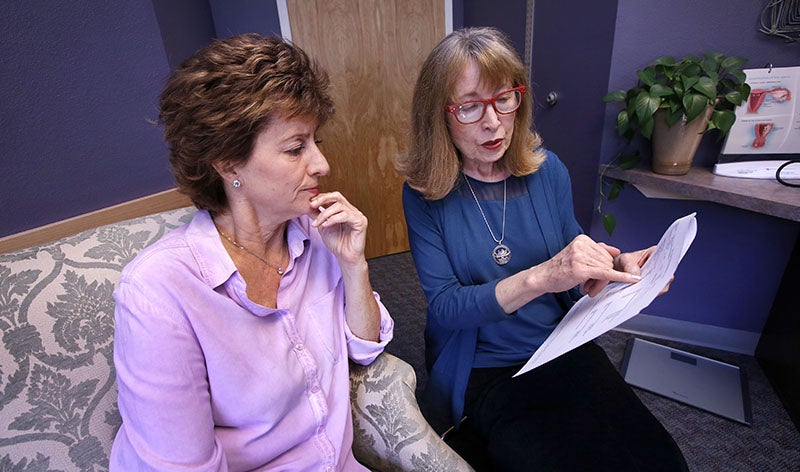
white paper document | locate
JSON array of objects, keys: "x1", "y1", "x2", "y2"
[{"x1": 514, "y1": 213, "x2": 698, "y2": 377}]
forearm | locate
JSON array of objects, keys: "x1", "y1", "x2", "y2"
[
  {"x1": 494, "y1": 265, "x2": 549, "y2": 314},
  {"x1": 340, "y1": 259, "x2": 382, "y2": 342}
]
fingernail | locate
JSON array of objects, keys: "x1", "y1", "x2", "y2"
[{"x1": 631, "y1": 275, "x2": 642, "y2": 281}]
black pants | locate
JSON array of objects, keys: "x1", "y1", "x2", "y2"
[{"x1": 463, "y1": 342, "x2": 689, "y2": 472}]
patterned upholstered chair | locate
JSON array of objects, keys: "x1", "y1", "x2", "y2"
[{"x1": 0, "y1": 207, "x2": 471, "y2": 471}]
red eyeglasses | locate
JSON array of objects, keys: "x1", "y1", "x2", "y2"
[{"x1": 445, "y1": 85, "x2": 526, "y2": 124}]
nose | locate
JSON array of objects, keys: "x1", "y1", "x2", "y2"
[
  {"x1": 481, "y1": 103, "x2": 502, "y2": 128},
  {"x1": 309, "y1": 141, "x2": 330, "y2": 176}
]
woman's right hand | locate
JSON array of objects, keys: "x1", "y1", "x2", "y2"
[
  {"x1": 496, "y1": 235, "x2": 641, "y2": 313},
  {"x1": 540, "y1": 235, "x2": 640, "y2": 297}
]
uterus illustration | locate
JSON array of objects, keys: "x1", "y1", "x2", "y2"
[
  {"x1": 752, "y1": 122, "x2": 774, "y2": 148},
  {"x1": 748, "y1": 87, "x2": 791, "y2": 113}
]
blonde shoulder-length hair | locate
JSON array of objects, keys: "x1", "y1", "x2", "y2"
[{"x1": 395, "y1": 27, "x2": 546, "y2": 200}]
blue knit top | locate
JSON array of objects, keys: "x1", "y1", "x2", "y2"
[{"x1": 401, "y1": 150, "x2": 583, "y2": 426}]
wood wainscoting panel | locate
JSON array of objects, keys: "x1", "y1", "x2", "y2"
[
  {"x1": 286, "y1": 0, "x2": 445, "y2": 258},
  {"x1": 0, "y1": 188, "x2": 192, "y2": 254}
]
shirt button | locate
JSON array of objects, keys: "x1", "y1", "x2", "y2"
[
  {"x1": 310, "y1": 384, "x2": 320, "y2": 393},
  {"x1": 325, "y1": 466, "x2": 334, "y2": 472},
  {"x1": 294, "y1": 343, "x2": 304, "y2": 351}
]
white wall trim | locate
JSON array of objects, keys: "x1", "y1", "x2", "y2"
[
  {"x1": 276, "y1": 0, "x2": 291, "y2": 41},
  {"x1": 614, "y1": 313, "x2": 762, "y2": 356},
  {"x1": 445, "y1": 0, "x2": 453, "y2": 34},
  {"x1": 524, "y1": 0, "x2": 534, "y2": 73}
]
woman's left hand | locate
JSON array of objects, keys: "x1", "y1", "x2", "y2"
[
  {"x1": 611, "y1": 245, "x2": 672, "y2": 296},
  {"x1": 310, "y1": 192, "x2": 368, "y2": 266},
  {"x1": 581, "y1": 245, "x2": 673, "y2": 296}
]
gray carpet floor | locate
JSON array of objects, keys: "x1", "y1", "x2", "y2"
[{"x1": 368, "y1": 251, "x2": 800, "y2": 472}]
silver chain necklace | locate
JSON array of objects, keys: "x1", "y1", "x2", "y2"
[
  {"x1": 217, "y1": 228, "x2": 285, "y2": 275},
  {"x1": 463, "y1": 174, "x2": 511, "y2": 265}
]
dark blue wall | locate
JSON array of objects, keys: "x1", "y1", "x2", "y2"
[
  {"x1": 207, "y1": 0, "x2": 282, "y2": 39},
  {"x1": 0, "y1": 1, "x2": 297, "y2": 240},
  {"x1": 462, "y1": 0, "x2": 527, "y2": 59},
  {"x1": 151, "y1": 0, "x2": 216, "y2": 69},
  {"x1": 529, "y1": 1, "x2": 618, "y2": 230},
  {"x1": 1, "y1": 2, "x2": 177, "y2": 236}
]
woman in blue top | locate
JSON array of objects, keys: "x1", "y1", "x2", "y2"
[{"x1": 395, "y1": 27, "x2": 688, "y2": 471}]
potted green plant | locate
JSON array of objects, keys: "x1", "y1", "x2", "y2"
[{"x1": 597, "y1": 52, "x2": 751, "y2": 235}]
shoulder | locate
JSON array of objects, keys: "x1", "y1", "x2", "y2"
[
  {"x1": 120, "y1": 224, "x2": 192, "y2": 281},
  {"x1": 525, "y1": 149, "x2": 571, "y2": 186},
  {"x1": 536, "y1": 149, "x2": 569, "y2": 177},
  {"x1": 118, "y1": 211, "x2": 223, "y2": 291},
  {"x1": 402, "y1": 181, "x2": 464, "y2": 221},
  {"x1": 402, "y1": 182, "x2": 433, "y2": 211}
]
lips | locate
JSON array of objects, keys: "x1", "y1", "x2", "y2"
[{"x1": 481, "y1": 138, "x2": 504, "y2": 150}]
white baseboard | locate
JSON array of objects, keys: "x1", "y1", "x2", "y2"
[{"x1": 614, "y1": 313, "x2": 762, "y2": 356}]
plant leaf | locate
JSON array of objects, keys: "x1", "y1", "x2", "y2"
[
  {"x1": 651, "y1": 56, "x2": 676, "y2": 67},
  {"x1": 665, "y1": 108, "x2": 683, "y2": 126},
  {"x1": 712, "y1": 109, "x2": 736, "y2": 135},
  {"x1": 634, "y1": 91, "x2": 660, "y2": 122},
  {"x1": 637, "y1": 67, "x2": 656, "y2": 86},
  {"x1": 608, "y1": 180, "x2": 623, "y2": 200},
  {"x1": 602, "y1": 90, "x2": 627, "y2": 102},
  {"x1": 681, "y1": 75, "x2": 699, "y2": 91},
  {"x1": 682, "y1": 93, "x2": 708, "y2": 122},
  {"x1": 649, "y1": 84, "x2": 673, "y2": 97},
  {"x1": 721, "y1": 55, "x2": 747, "y2": 71},
  {"x1": 692, "y1": 76, "x2": 717, "y2": 100},
  {"x1": 640, "y1": 115, "x2": 654, "y2": 139},
  {"x1": 603, "y1": 214, "x2": 617, "y2": 236},
  {"x1": 616, "y1": 109, "x2": 630, "y2": 137},
  {"x1": 725, "y1": 90, "x2": 743, "y2": 106},
  {"x1": 731, "y1": 70, "x2": 746, "y2": 83},
  {"x1": 683, "y1": 62, "x2": 702, "y2": 77},
  {"x1": 619, "y1": 151, "x2": 641, "y2": 169}
]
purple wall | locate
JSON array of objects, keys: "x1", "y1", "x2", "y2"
[
  {"x1": 590, "y1": 0, "x2": 800, "y2": 333},
  {"x1": 1, "y1": 2, "x2": 176, "y2": 237}
]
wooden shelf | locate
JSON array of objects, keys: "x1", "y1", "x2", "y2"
[{"x1": 602, "y1": 165, "x2": 800, "y2": 222}]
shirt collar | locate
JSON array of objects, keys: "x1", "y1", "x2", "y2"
[{"x1": 185, "y1": 210, "x2": 312, "y2": 289}]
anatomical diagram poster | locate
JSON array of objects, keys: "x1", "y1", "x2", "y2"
[{"x1": 721, "y1": 66, "x2": 800, "y2": 155}]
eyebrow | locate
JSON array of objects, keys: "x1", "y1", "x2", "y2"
[
  {"x1": 455, "y1": 84, "x2": 511, "y2": 101},
  {"x1": 277, "y1": 126, "x2": 321, "y2": 147}
]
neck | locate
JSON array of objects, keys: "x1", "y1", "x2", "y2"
[
  {"x1": 212, "y1": 212, "x2": 287, "y2": 259},
  {"x1": 462, "y1": 162, "x2": 509, "y2": 182}
]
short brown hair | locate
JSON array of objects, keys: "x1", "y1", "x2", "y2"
[
  {"x1": 159, "y1": 33, "x2": 333, "y2": 212},
  {"x1": 394, "y1": 27, "x2": 545, "y2": 200}
]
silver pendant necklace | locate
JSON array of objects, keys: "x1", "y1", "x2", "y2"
[
  {"x1": 217, "y1": 228, "x2": 285, "y2": 275},
  {"x1": 463, "y1": 174, "x2": 511, "y2": 265}
]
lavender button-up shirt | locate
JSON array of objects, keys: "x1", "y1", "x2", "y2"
[{"x1": 110, "y1": 210, "x2": 394, "y2": 471}]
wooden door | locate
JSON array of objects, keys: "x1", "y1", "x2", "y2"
[{"x1": 286, "y1": 0, "x2": 445, "y2": 258}]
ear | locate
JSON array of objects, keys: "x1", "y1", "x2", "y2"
[{"x1": 212, "y1": 160, "x2": 240, "y2": 186}]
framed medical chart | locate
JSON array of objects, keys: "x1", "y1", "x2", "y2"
[{"x1": 715, "y1": 65, "x2": 800, "y2": 179}]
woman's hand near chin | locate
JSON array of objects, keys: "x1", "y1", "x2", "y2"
[{"x1": 310, "y1": 191, "x2": 368, "y2": 269}]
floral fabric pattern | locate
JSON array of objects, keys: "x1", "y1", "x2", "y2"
[
  {"x1": 350, "y1": 354, "x2": 473, "y2": 472},
  {"x1": 0, "y1": 207, "x2": 195, "y2": 471}
]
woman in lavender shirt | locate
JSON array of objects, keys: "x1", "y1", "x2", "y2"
[{"x1": 110, "y1": 34, "x2": 393, "y2": 471}]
